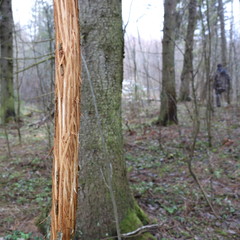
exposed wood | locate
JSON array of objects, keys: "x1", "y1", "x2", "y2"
[{"x1": 51, "y1": 0, "x2": 81, "y2": 239}]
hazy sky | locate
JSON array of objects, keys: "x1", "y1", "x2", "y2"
[
  {"x1": 12, "y1": 0, "x2": 240, "y2": 41},
  {"x1": 12, "y1": 0, "x2": 34, "y2": 26},
  {"x1": 122, "y1": 0, "x2": 163, "y2": 40},
  {"x1": 12, "y1": 0, "x2": 163, "y2": 40}
]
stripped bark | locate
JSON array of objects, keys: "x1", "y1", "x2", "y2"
[{"x1": 51, "y1": 0, "x2": 81, "y2": 239}]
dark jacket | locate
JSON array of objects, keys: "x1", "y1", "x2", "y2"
[{"x1": 213, "y1": 66, "x2": 230, "y2": 94}]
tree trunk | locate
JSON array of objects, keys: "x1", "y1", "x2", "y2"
[
  {"x1": 179, "y1": 0, "x2": 197, "y2": 102},
  {"x1": 218, "y1": 0, "x2": 227, "y2": 67},
  {"x1": 158, "y1": 0, "x2": 178, "y2": 126},
  {"x1": 218, "y1": 0, "x2": 230, "y2": 104},
  {"x1": 0, "y1": 0, "x2": 15, "y2": 123},
  {"x1": 77, "y1": 1, "x2": 152, "y2": 239},
  {"x1": 51, "y1": 0, "x2": 81, "y2": 239}
]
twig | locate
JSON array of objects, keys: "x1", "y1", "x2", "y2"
[
  {"x1": 186, "y1": 49, "x2": 220, "y2": 219},
  {"x1": 14, "y1": 56, "x2": 54, "y2": 74},
  {"x1": 187, "y1": 159, "x2": 219, "y2": 219},
  {"x1": 101, "y1": 223, "x2": 162, "y2": 240},
  {"x1": 0, "y1": 52, "x2": 54, "y2": 61},
  {"x1": 122, "y1": 224, "x2": 160, "y2": 238},
  {"x1": 24, "y1": 91, "x2": 54, "y2": 101}
]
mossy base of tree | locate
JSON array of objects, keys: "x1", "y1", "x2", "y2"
[
  {"x1": 119, "y1": 202, "x2": 156, "y2": 240},
  {"x1": 0, "y1": 108, "x2": 16, "y2": 123}
]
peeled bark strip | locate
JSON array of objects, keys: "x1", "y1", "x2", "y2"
[{"x1": 51, "y1": 1, "x2": 81, "y2": 239}]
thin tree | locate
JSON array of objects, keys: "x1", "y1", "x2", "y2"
[
  {"x1": 218, "y1": 0, "x2": 230, "y2": 104},
  {"x1": 77, "y1": 0, "x2": 153, "y2": 239},
  {"x1": 200, "y1": 0, "x2": 213, "y2": 147},
  {"x1": 179, "y1": 0, "x2": 197, "y2": 102},
  {"x1": 0, "y1": 0, "x2": 15, "y2": 123},
  {"x1": 158, "y1": 0, "x2": 178, "y2": 126},
  {"x1": 51, "y1": 0, "x2": 81, "y2": 239},
  {"x1": 218, "y1": 0, "x2": 227, "y2": 67}
]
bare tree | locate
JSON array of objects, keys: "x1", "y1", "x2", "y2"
[
  {"x1": 218, "y1": 0, "x2": 231, "y2": 104},
  {"x1": 0, "y1": 0, "x2": 15, "y2": 123},
  {"x1": 218, "y1": 0, "x2": 227, "y2": 67},
  {"x1": 179, "y1": 0, "x2": 197, "y2": 102},
  {"x1": 158, "y1": 0, "x2": 178, "y2": 126}
]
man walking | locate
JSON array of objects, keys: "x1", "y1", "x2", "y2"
[{"x1": 213, "y1": 64, "x2": 231, "y2": 107}]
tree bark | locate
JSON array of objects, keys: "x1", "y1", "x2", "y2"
[
  {"x1": 158, "y1": 0, "x2": 178, "y2": 126},
  {"x1": 0, "y1": 0, "x2": 15, "y2": 123},
  {"x1": 218, "y1": 0, "x2": 230, "y2": 104},
  {"x1": 77, "y1": 1, "x2": 152, "y2": 239},
  {"x1": 218, "y1": 0, "x2": 227, "y2": 67},
  {"x1": 179, "y1": 0, "x2": 197, "y2": 102}
]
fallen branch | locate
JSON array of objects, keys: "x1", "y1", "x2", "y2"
[
  {"x1": 122, "y1": 224, "x2": 160, "y2": 238},
  {"x1": 101, "y1": 223, "x2": 162, "y2": 240}
]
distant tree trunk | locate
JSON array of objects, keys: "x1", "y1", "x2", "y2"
[
  {"x1": 218, "y1": 0, "x2": 230, "y2": 104},
  {"x1": 218, "y1": 0, "x2": 227, "y2": 67},
  {"x1": 77, "y1": 1, "x2": 152, "y2": 239},
  {"x1": 204, "y1": 0, "x2": 213, "y2": 147},
  {"x1": 51, "y1": 0, "x2": 81, "y2": 239},
  {"x1": 0, "y1": 0, "x2": 15, "y2": 123},
  {"x1": 158, "y1": 0, "x2": 178, "y2": 126},
  {"x1": 179, "y1": 0, "x2": 197, "y2": 102}
]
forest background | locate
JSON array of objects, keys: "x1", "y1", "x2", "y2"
[{"x1": 0, "y1": 0, "x2": 240, "y2": 239}]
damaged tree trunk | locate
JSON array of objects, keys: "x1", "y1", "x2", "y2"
[{"x1": 51, "y1": 0, "x2": 81, "y2": 239}]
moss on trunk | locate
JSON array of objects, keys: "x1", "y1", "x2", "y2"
[
  {"x1": 0, "y1": 0, "x2": 15, "y2": 123},
  {"x1": 77, "y1": 1, "x2": 156, "y2": 239},
  {"x1": 119, "y1": 202, "x2": 156, "y2": 240}
]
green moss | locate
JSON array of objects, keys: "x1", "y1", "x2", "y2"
[
  {"x1": 120, "y1": 209, "x2": 142, "y2": 233},
  {"x1": 134, "y1": 202, "x2": 149, "y2": 225},
  {"x1": 120, "y1": 202, "x2": 156, "y2": 240}
]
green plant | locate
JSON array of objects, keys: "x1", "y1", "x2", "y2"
[
  {"x1": 5, "y1": 230, "x2": 31, "y2": 240},
  {"x1": 163, "y1": 205, "x2": 178, "y2": 215},
  {"x1": 214, "y1": 169, "x2": 223, "y2": 178},
  {"x1": 131, "y1": 181, "x2": 154, "y2": 195}
]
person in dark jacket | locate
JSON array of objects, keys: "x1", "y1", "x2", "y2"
[{"x1": 213, "y1": 64, "x2": 231, "y2": 107}]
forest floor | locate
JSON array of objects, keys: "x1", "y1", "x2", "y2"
[{"x1": 0, "y1": 102, "x2": 239, "y2": 240}]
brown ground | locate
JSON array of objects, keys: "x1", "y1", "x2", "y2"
[{"x1": 0, "y1": 103, "x2": 239, "y2": 239}]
